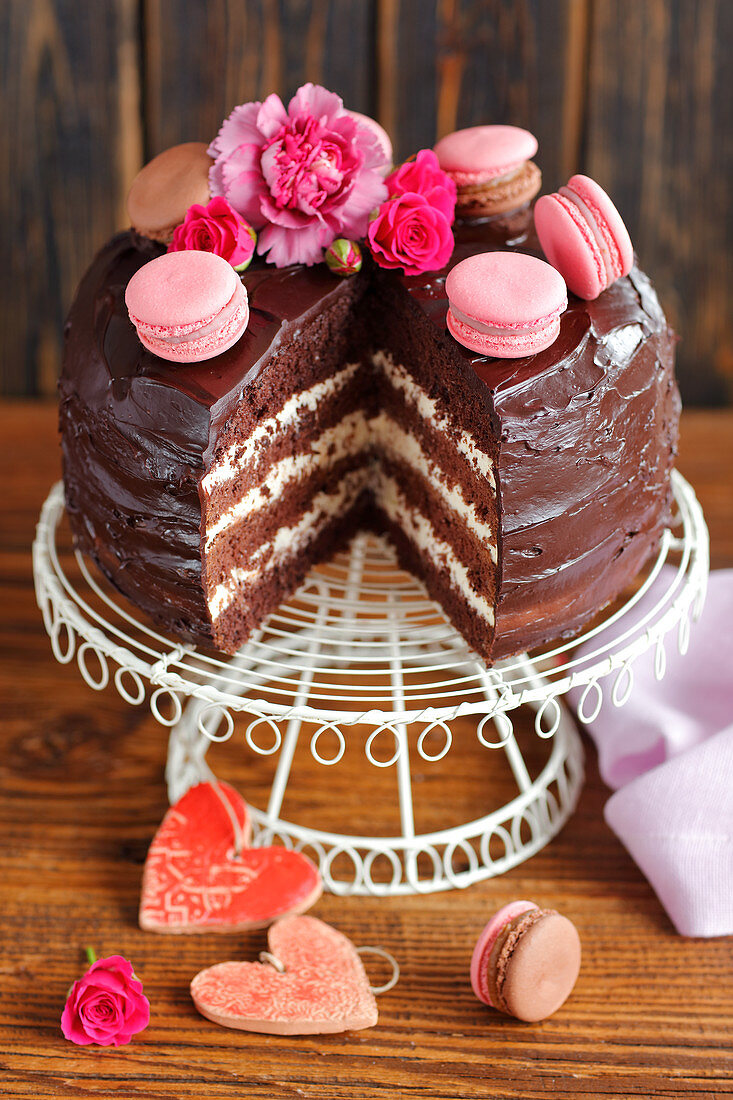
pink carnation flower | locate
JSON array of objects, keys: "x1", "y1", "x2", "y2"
[
  {"x1": 61, "y1": 954, "x2": 150, "y2": 1047},
  {"x1": 386, "y1": 149, "x2": 457, "y2": 224},
  {"x1": 208, "y1": 83, "x2": 389, "y2": 267},
  {"x1": 169, "y1": 196, "x2": 256, "y2": 270},
  {"x1": 367, "y1": 191, "x2": 455, "y2": 277}
]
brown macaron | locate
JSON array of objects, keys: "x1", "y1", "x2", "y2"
[
  {"x1": 471, "y1": 900, "x2": 581, "y2": 1022},
  {"x1": 455, "y1": 160, "x2": 541, "y2": 217},
  {"x1": 127, "y1": 142, "x2": 212, "y2": 244},
  {"x1": 434, "y1": 125, "x2": 542, "y2": 219}
]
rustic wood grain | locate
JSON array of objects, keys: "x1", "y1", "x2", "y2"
[
  {"x1": 0, "y1": 403, "x2": 732, "y2": 1098},
  {"x1": 585, "y1": 0, "x2": 733, "y2": 406},
  {"x1": 2, "y1": 1, "x2": 732, "y2": 399},
  {"x1": 144, "y1": 0, "x2": 376, "y2": 157},
  {"x1": 0, "y1": 0, "x2": 142, "y2": 398},
  {"x1": 377, "y1": 0, "x2": 590, "y2": 189}
]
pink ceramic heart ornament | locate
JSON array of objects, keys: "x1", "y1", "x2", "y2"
[
  {"x1": 139, "y1": 782, "x2": 322, "y2": 932},
  {"x1": 190, "y1": 916, "x2": 379, "y2": 1034}
]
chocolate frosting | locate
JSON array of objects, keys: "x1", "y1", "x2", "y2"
[
  {"x1": 394, "y1": 208, "x2": 679, "y2": 654},
  {"x1": 60, "y1": 235, "x2": 365, "y2": 640},
  {"x1": 60, "y1": 207, "x2": 679, "y2": 656}
]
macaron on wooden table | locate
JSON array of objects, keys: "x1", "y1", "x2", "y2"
[{"x1": 1, "y1": 402, "x2": 731, "y2": 1099}]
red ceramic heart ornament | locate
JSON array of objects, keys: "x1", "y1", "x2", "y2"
[
  {"x1": 190, "y1": 916, "x2": 379, "y2": 1034},
  {"x1": 139, "y1": 782, "x2": 322, "y2": 932}
]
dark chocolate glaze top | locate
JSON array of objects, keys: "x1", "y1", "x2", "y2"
[{"x1": 60, "y1": 207, "x2": 679, "y2": 655}]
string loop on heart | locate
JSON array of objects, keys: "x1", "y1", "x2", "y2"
[
  {"x1": 259, "y1": 951, "x2": 286, "y2": 973},
  {"x1": 356, "y1": 946, "x2": 400, "y2": 994},
  {"x1": 210, "y1": 780, "x2": 247, "y2": 858}
]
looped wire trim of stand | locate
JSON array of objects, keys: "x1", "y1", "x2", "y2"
[
  {"x1": 33, "y1": 472, "x2": 709, "y2": 895},
  {"x1": 34, "y1": 471, "x2": 707, "y2": 729}
]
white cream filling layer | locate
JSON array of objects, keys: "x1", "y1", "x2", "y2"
[
  {"x1": 203, "y1": 352, "x2": 495, "y2": 495},
  {"x1": 208, "y1": 467, "x2": 496, "y2": 625},
  {"x1": 373, "y1": 351, "x2": 496, "y2": 489},
  {"x1": 204, "y1": 352, "x2": 499, "y2": 624},
  {"x1": 205, "y1": 410, "x2": 497, "y2": 562},
  {"x1": 208, "y1": 468, "x2": 371, "y2": 620},
  {"x1": 204, "y1": 411, "x2": 370, "y2": 551},
  {"x1": 373, "y1": 414, "x2": 498, "y2": 562},
  {"x1": 376, "y1": 472, "x2": 496, "y2": 626},
  {"x1": 201, "y1": 362, "x2": 361, "y2": 494}
]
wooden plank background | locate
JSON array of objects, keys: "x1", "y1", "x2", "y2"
[{"x1": 2, "y1": 0, "x2": 731, "y2": 403}]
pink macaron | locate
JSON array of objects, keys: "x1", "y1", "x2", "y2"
[
  {"x1": 125, "y1": 250, "x2": 249, "y2": 363},
  {"x1": 434, "y1": 125, "x2": 538, "y2": 187},
  {"x1": 446, "y1": 251, "x2": 567, "y2": 358},
  {"x1": 470, "y1": 900, "x2": 582, "y2": 1022},
  {"x1": 534, "y1": 174, "x2": 633, "y2": 300}
]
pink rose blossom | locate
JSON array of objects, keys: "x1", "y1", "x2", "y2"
[
  {"x1": 386, "y1": 150, "x2": 457, "y2": 224},
  {"x1": 169, "y1": 196, "x2": 256, "y2": 270},
  {"x1": 208, "y1": 83, "x2": 389, "y2": 267},
  {"x1": 61, "y1": 954, "x2": 150, "y2": 1047},
  {"x1": 367, "y1": 191, "x2": 455, "y2": 277}
]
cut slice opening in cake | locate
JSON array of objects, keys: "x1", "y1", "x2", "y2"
[{"x1": 200, "y1": 285, "x2": 501, "y2": 659}]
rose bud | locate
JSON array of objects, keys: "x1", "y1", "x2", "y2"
[{"x1": 325, "y1": 238, "x2": 363, "y2": 277}]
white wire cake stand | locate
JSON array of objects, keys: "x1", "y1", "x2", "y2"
[{"x1": 33, "y1": 471, "x2": 708, "y2": 896}]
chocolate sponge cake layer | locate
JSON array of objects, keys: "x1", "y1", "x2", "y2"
[
  {"x1": 201, "y1": 361, "x2": 373, "y2": 529},
  {"x1": 60, "y1": 207, "x2": 679, "y2": 662},
  {"x1": 210, "y1": 481, "x2": 374, "y2": 655}
]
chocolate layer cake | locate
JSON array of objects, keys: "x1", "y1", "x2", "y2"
[{"x1": 60, "y1": 206, "x2": 679, "y2": 662}]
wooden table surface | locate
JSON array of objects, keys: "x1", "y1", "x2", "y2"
[{"x1": 1, "y1": 403, "x2": 732, "y2": 1100}]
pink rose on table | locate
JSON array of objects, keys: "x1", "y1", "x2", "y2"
[
  {"x1": 169, "y1": 196, "x2": 256, "y2": 271},
  {"x1": 367, "y1": 191, "x2": 454, "y2": 277},
  {"x1": 208, "y1": 82, "x2": 389, "y2": 267},
  {"x1": 61, "y1": 953, "x2": 150, "y2": 1047},
  {"x1": 386, "y1": 150, "x2": 457, "y2": 223}
]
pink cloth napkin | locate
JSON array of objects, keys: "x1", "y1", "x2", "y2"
[{"x1": 568, "y1": 567, "x2": 733, "y2": 937}]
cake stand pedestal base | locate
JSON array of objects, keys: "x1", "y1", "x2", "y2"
[{"x1": 164, "y1": 652, "x2": 585, "y2": 896}]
